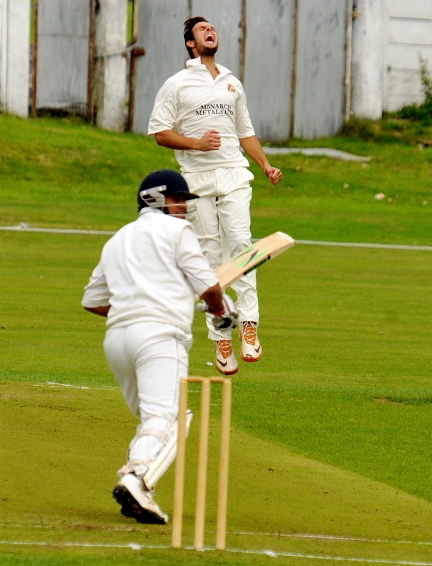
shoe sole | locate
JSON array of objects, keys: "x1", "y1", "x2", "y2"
[
  {"x1": 240, "y1": 346, "x2": 263, "y2": 363},
  {"x1": 240, "y1": 352, "x2": 263, "y2": 362},
  {"x1": 112, "y1": 485, "x2": 167, "y2": 525},
  {"x1": 215, "y1": 363, "x2": 239, "y2": 375}
]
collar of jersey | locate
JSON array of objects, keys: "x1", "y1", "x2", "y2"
[{"x1": 186, "y1": 56, "x2": 230, "y2": 77}]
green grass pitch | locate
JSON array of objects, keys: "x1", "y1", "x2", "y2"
[{"x1": 0, "y1": 113, "x2": 431, "y2": 565}]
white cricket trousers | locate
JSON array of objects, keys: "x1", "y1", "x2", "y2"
[
  {"x1": 103, "y1": 322, "x2": 192, "y2": 478},
  {"x1": 185, "y1": 169, "x2": 259, "y2": 341}
]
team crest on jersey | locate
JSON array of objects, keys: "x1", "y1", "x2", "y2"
[{"x1": 227, "y1": 84, "x2": 236, "y2": 93}]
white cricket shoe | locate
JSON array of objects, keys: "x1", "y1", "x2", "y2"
[
  {"x1": 239, "y1": 321, "x2": 262, "y2": 362},
  {"x1": 113, "y1": 473, "x2": 168, "y2": 525},
  {"x1": 214, "y1": 340, "x2": 238, "y2": 375}
]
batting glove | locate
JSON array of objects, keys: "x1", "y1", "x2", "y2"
[{"x1": 195, "y1": 293, "x2": 239, "y2": 330}]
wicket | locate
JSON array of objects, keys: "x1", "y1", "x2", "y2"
[{"x1": 172, "y1": 376, "x2": 232, "y2": 550}]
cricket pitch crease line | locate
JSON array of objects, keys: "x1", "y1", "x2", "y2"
[
  {"x1": 1, "y1": 225, "x2": 432, "y2": 252},
  {"x1": 0, "y1": 540, "x2": 432, "y2": 565},
  {"x1": 32, "y1": 382, "x2": 210, "y2": 393},
  {"x1": 235, "y1": 532, "x2": 432, "y2": 546},
  {"x1": 32, "y1": 382, "x2": 117, "y2": 391},
  {"x1": 1, "y1": 527, "x2": 431, "y2": 547},
  {"x1": 1, "y1": 524, "x2": 431, "y2": 546},
  {"x1": 296, "y1": 240, "x2": 432, "y2": 252}
]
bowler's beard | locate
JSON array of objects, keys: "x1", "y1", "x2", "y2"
[{"x1": 196, "y1": 44, "x2": 218, "y2": 57}]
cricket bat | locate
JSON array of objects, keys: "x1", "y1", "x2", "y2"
[{"x1": 215, "y1": 231, "x2": 295, "y2": 290}]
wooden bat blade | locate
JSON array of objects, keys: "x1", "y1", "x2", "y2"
[{"x1": 215, "y1": 232, "x2": 295, "y2": 290}]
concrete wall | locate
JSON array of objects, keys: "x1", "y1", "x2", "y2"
[
  {"x1": 383, "y1": 0, "x2": 432, "y2": 111},
  {"x1": 0, "y1": 0, "x2": 30, "y2": 117},
  {"x1": 94, "y1": 0, "x2": 128, "y2": 131},
  {"x1": 351, "y1": 0, "x2": 385, "y2": 119},
  {"x1": 351, "y1": 0, "x2": 432, "y2": 117}
]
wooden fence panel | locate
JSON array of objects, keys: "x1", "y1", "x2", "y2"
[
  {"x1": 293, "y1": 0, "x2": 347, "y2": 138},
  {"x1": 192, "y1": 0, "x2": 242, "y2": 77},
  {"x1": 36, "y1": 0, "x2": 90, "y2": 111},
  {"x1": 243, "y1": 0, "x2": 295, "y2": 142},
  {"x1": 132, "y1": 0, "x2": 189, "y2": 135}
]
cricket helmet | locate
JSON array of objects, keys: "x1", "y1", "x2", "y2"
[{"x1": 137, "y1": 169, "x2": 199, "y2": 212}]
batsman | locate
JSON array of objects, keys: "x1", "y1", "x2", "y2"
[{"x1": 81, "y1": 170, "x2": 238, "y2": 524}]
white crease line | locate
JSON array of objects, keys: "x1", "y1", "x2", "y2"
[
  {"x1": 1, "y1": 525, "x2": 430, "y2": 546},
  {"x1": 0, "y1": 541, "x2": 164, "y2": 550},
  {"x1": 46, "y1": 381, "x2": 89, "y2": 389},
  {"x1": 235, "y1": 531, "x2": 432, "y2": 546},
  {"x1": 0, "y1": 540, "x2": 431, "y2": 564},
  {"x1": 32, "y1": 382, "x2": 117, "y2": 391},
  {"x1": 0, "y1": 225, "x2": 115, "y2": 235},
  {"x1": 1, "y1": 225, "x2": 431, "y2": 251},
  {"x1": 296, "y1": 240, "x2": 432, "y2": 251}
]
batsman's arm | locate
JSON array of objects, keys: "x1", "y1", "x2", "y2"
[
  {"x1": 200, "y1": 283, "x2": 224, "y2": 315},
  {"x1": 81, "y1": 265, "x2": 111, "y2": 317},
  {"x1": 196, "y1": 291, "x2": 239, "y2": 330}
]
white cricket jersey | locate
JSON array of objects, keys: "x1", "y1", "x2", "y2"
[
  {"x1": 148, "y1": 57, "x2": 255, "y2": 173},
  {"x1": 81, "y1": 208, "x2": 218, "y2": 332}
]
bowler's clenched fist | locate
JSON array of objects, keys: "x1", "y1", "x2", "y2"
[{"x1": 199, "y1": 129, "x2": 221, "y2": 151}]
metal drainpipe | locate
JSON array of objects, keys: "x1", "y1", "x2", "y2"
[
  {"x1": 87, "y1": 0, "x2": 96, "y2": 125},
  {"x1": 344, "y1": 0, "x2": 355, "y2": 123},
  {"x1": 239, "y1": 0, "x2": 246, "y2": 84},
  {"x1": 289, "y1": 0, "x2": 298, "y2": 137},
  {"x1": 1, "y1": 0, "x2": 8, "y2": 110},
  {"x1": 31, "y1": 0, "x2": 39, "y2": 116},
  {"x1": 127, "y1": 0, "x2": 140, "y2": 132},
  {"x1": 127, "y1": 2, "x2": 145, "y2": 131}
]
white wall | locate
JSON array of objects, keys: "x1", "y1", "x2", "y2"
[
  {"x1": 351, "y1": 0, "x2": 385, "y2": 119},
  {"x1": 350, "y1": 0, "x2": 432, "y2": 118},
  {"x1": 383, "y1": 0, "x2": 432, "y2": 111},
  {"x1": 94, "y1": 0, "x2": 128, "y2": 131},
  {"x1": 0, "y1": 0, "x2": 30, "y2": 117}
]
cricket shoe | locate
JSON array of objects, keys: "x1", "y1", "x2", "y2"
[
  {"x1": 214, "y1": 340, "x2": 238, "y2": 375},
  {"x1": 239, "y1": 321, "x2": 262, "y2": 362},
  {"x1": 113, "y1": 473, "x2": 168, "y2": 525}
]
